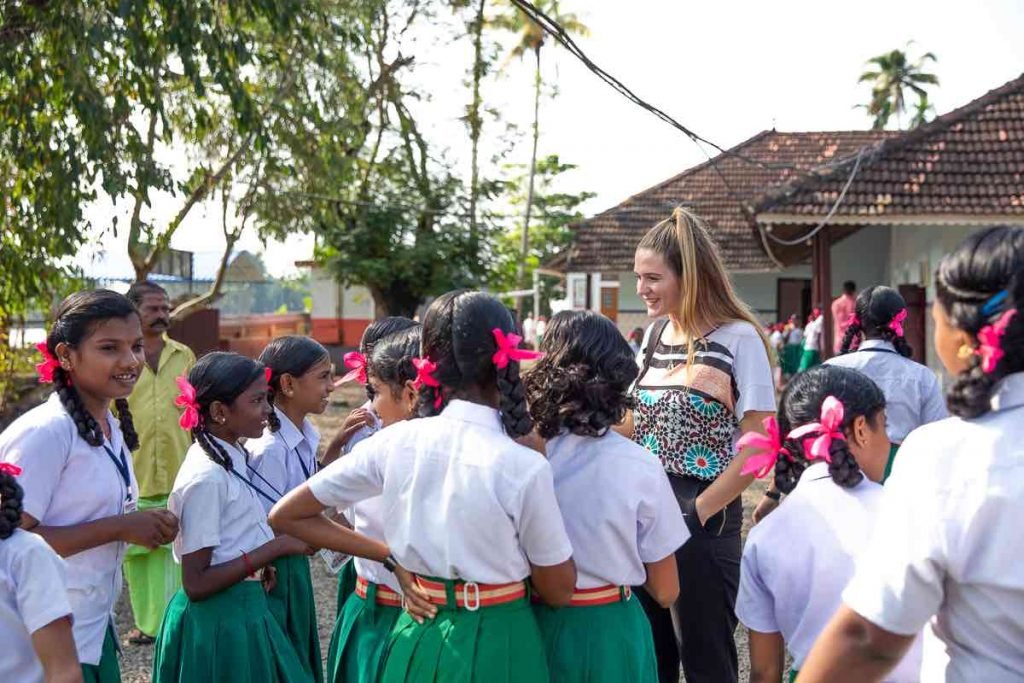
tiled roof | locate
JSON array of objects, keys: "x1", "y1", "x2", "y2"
[
  {"x1": 565, "y1": 129, "x2": 894, "y2": 272},
  {"x1": 758, "y1": 73, "x2": 1024, "y2": 219}
]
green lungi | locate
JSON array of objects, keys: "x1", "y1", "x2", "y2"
[
  {"x1": 381, "y1": 578, "x2": 549, "y2": 683},
  {"x1": 81, "y1": 623, "x2": 120, "y2": 683},
  {"x1": 327, "y1": 579, "x2": 402, "y2": 683},
  {"x1": 534, "y1": 590, "x2": 657, "y2": 683},
  {"x1": 267, "y1": 554, "x2": 323, "y2": 683},
  {"x1": 123, "y1": 494, "x2": 181, "y2": 637},
  {"x1": 152, "y1": 582, "x2": 309, "y2": 683},
  {"x1": 782, "y1": 345, "x2": 802, "y2": 375}
]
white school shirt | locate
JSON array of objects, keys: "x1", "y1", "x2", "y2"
[
  {"x1": 736, "y1": 462, "x2": 922, "y2": 679},
  {"x1": 0, "y1": 393, "x2": 138, "y2": 665},
  {"x1": 545, "y1": 431, "x2": 689, "y2": 588},
  {"x1": 169, "y1": 436, "x2": 275, "y2": 566},
  {"x1": 787, "y1": 327, "x2": 804, "y2": 346},
  {"x1": 824, "y1": 339, "x2": 947, "y2": 443},
  {"x1": 308, "y1": 400, "x2": 574, "y2": 583},
  {"x1": 803, "y1": 317, "x2": 823, "y2": 351},
  {"x1": 0, "y1": 529, "x2": 73, "y2": 683},
  {"x1": 843, "y1": 372, "x2": 1024, "y2": 682},
  {"x1": 248, "y1": 407, "x2": 322, "y2": 514}
]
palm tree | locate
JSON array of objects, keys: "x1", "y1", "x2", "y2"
[
  {"x1": 858, "y1": 46, "x2": 939, "y2": 130},
  {"x1": 491, "y1": 1, "x2": 588, "y2": 310}
]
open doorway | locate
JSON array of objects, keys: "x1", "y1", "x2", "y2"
[{"x1": 776, "y1": 278, "x2": 811, "y2": 324}]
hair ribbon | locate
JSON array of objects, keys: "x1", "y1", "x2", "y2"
[
  {"x1": 339, "y1": 351, "x2": 368, "y2": 385},
  {"x1": 174, "y1": 375, "x2": 202, "y2": 431},
  {"x1": 35, "y1": 342, "x2": 61, "y2": 384},
  {"x1": 847, "y1": 314, "x2": 861, "y2": 328},
  {"x1": 977, "y1": 309, "x2": 1017, "y2": 374},
  {"x1": 738, "y1": 416, "x2": 791, "y2": 479},
  {"x1": 0, "y1": 462, "x2": 22, "y2": 477},
  {"x1": 889, "y1": 309, "x2": 908, "y2": 337},
  {"x1": 263, "y1": 367, "x2": 273, "y2": 384},
  {"x1": 787, "y1": 395, "x2": 846, "y2": 463},
  {"x1": 491, "y1": 329, "x2": 545, "y2": 369}
]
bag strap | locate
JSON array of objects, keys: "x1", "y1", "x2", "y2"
[{"x1": 636, "y1": 318, "x2": 670, "y2": 386}]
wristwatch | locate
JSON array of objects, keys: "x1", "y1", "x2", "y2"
[{"x1": 764, "y1": 489, "x2": 782, "y2": 502}]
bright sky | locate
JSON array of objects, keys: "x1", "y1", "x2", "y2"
[{"x1": 80, "y1": 0, "x2": 1024, "y2": 279}]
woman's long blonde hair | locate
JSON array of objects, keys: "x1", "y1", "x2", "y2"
[{"x1": 636, "y1": 207, "x2": 772, "y2": 369}]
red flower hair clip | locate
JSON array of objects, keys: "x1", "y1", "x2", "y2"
[
  {"x1": 35, "y1": 342, "x2": 61, "y2": 384},
  {"x1": 491, "y1": 329, "x2": 544, "y2": 369},
  {"x1": 412, "y1": 357, "x2": 443, "y2": 409},
  {"x1": 977, "y1": 309, "x2": 1017, "y2": 374},
  {"x1": 787, "y1": 396, "x2": 845, "y2": 463},
  {"x1": 174, "y1": 375, "x2": 202, "y2": 431},
  {"x1": 738, "y1": 416, "x2": 792, "y2": 479},
  {"x1": 339, "y1": 351, "x2": 368, "y2": 385},
  {"x1": 889, "y1": 309, "x2": 908, "y2": 338}
]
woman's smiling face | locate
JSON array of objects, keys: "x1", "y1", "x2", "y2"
[{"x1": 634, "y1": 248, "x2": 681, "y2": 318}]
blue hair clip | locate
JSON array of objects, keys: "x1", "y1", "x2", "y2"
[{"x1": 981, "y1": 291, "x2": 1009, "y2": 317}]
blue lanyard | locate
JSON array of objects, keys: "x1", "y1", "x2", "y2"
[
  {"x1": 102, "y1": 443, "x2": 132, "y2": 501},
  {"x1": 229, "y1": 455, "x2": 284, "y2": 506},
  {"x1": 294, "y1": 445, "x2": 318, "y2": 480}
]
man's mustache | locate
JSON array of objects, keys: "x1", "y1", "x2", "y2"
[{"x1": 150, "y1": 318, "x2": 169, "y2": 328}]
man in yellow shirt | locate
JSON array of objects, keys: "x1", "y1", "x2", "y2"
[{"x1": 123, "y1": 281, "x2": 196, "y2": 644}]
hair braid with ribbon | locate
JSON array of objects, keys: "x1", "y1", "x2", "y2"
[{"x1": 0, "y1": 463, "x2": 24, "y2": 541}]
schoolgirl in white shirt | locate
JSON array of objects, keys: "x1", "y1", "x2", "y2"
[
  {"x1": 270, "y1": 290, "x2": 577, "y2": 682},
  {"x1": 0, "y1": 463, "x2": 79, "y2": 683},
  {"x1": 523, "y1": 310, "x2": 689, "y2": 683},
  {"x1": 247, "y1": 336, "x2": 338, "y2": 683},
  {"x1": 326, "y1": 325, "x2": 421, "y2": 683},
  {"x1": 321, "y1": 317, "x2": 418, "y2": 467},
  {"x1": 826, "y1": 285, "x2": 946, "y2": 481},
  {"x1": 736, "y1": 365, "x2": 921, "y2": 682},
  {"x1": 802, "y1": 225, "x2": 1024, "y2": 682},
  {"x1": 151, "y1": 352, "x2": 311, "y2": 683},
  {"x1": 0, "y1": 290, "x2": 179, "y2": 682}
]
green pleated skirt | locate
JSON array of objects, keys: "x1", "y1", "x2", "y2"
[
  {"x1": 335, "y1": 560, "x2": 358, "y2": 617},
  {"x1": 797, "y1": 348, "x2": 821, "y2": 372},
  {"x1": 267, "y1": 554, "x2": 323, "y2": 683},
  {"x1": 381, "y1": 578, "x2": 549, "y2": 683},
  {"x1": 533, "y1": 593, "x2": 657, "y2": 683},
  {"x1": 81, "y1": 623, "x2": 120, "y2": 683},
  {"x1": 782, "y1": 344, "x2": 802, "y2": 375},
  {"x1": 152, "y1": 581, "x2": 309, "y2": 683},
  {"x1": 326, "y1": 579, "x2": 403, "y2": 683},
  {"x1": 882, "y1": 442, "x2": 901, "y2": 484}
]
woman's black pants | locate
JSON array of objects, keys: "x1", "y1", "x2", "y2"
[{"x1": 638, "y1": 474, "x2": 743, "y2": 683}]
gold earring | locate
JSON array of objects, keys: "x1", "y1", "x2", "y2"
[{"x1": 957, "y1": 344, "x2": 975, "y2": 360}]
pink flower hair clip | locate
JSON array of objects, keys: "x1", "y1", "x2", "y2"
[
  {"x1": 738, "y1": 416, "x2": 792, "y2": 479},
  {"x1": 0, "y1": 462, "x2": 23, "y2": 477},
  {"x1": 174, "y1": 375, "x2": 202, "y2": 431},
  {"x1": 491, "y1": 328, "x2": 544, "y2": 369},
  {"x1": 889, "y1": 309, "x2": 908, "y2": 337},
  {"x1": 35, "y1": 342, "x2": 61, "y2": 384},
  {"x1": 339, "y1": 351, "x2": 369, "y2": 385},
  {"x1": 787, "y1": 395, "x2": 846, "y2": 463},
  {"x1": 412, "y1": 357, "x2": 443, "y2": 409},
  {"x1": 977, "y1": 309, "x2": 1017, "y2": 374}
]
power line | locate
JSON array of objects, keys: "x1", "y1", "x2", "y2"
[{"x1": 508, "y1": 0, "x2": 819, "y2": 174}]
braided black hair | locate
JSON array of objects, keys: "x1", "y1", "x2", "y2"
[
  {"x1": 774, "y1": 365, "x2": 886, "y2": 493},
  {"x1": 185, "y1": 352, "x2": 267, "y2": 471},
  {"x1": 936, "y1": 226, "x2": 1024, "y2": 419},
  {"x1": 417, "y1": 291, "x2": 533, "y2": 437},
  {"x1": 524, "y1": 310, "x2": 638, "y2": 439},
  {"x1": 0, "y1": 469, "x2": 24, "y2": 541},
  {"x1": 358, "y1": 317, "x2": 418, "y2": 401},
  {"x1": 839, "y1": 286, "x2": 913, "y2": 358},
  {"x1": 259, "y1": 336, "x2": 331, "y2": 432},
  {"x1": 368, "y1": 325, "x2": 422, "y2": 399},
  {"x1": 45, "y1": 290, "x2": 141, "y2": 450}
]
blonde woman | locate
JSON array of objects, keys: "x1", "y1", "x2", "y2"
[{"x1": 624, "y1": 207, "x2": 776, "y2": 683}]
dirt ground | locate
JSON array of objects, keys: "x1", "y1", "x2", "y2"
[{"x1": 114, "y1": 384, "x2": 773, "y2": 681}]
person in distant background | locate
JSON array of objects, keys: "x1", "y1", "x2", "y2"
[
  {"x1": 628, "y1": 327, "x2": 644, "y2": 356},
  {"x1": 123, "y1": 281, "x2": 195, "y2": 646},
  {"x1": 523, "y1": 314, "x2": 537, "y2": 350},
  {"x1": 832, "y1": 281, "x2": 857, "y2": 355}
]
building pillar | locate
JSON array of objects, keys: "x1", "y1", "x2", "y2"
[
  {"x1": 588, "y1": 273, "x2": 602, "y2": 312},
  {"x1": 812, "y1": 229, "x2": 833, "y2": 359}
]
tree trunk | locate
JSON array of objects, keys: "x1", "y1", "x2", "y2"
[
  {"x1": 517, "y1": 45, "x2": 542, "y2": 318},
  {"x1": 467, "y1": 0, "x2": 486, "y2": 260}
]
